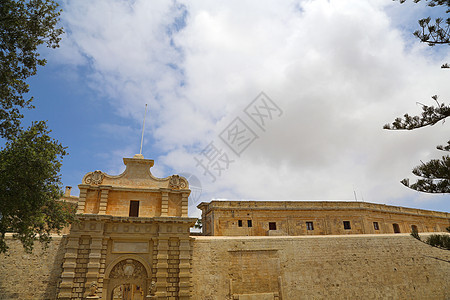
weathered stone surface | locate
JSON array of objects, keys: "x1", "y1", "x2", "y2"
[
  {"x1": 2, "y1": 156, "x2": 449, "y2": 300},
  {"x1": 57, "y1": 155, "x2": 196, "y2": 299},
  {"x1": 0, "y1": 234, "x2": 66, "y2": 300},
  {"x1": 198, "y1": 200, "x2": 450, "y2": 236},
  {"x1": 191, "y1": 234, "x2": 450, "y2": 300}
]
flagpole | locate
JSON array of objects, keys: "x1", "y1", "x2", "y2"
[{"x1": 140, "y1": 104, "x2": 148, "y2": 155}]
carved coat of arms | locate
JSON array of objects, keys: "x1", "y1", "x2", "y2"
[
  {"x1": 169, "y1": 175, "x2": 188, "y2": 189},
  {"x1": 84, "y1": 170, "x2": 104, "y2": 185}
]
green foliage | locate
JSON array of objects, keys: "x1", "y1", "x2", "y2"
[
  {"x1": 384, "y1": 97, "x2": 449, "y2": 193},
  {"x1": 411, "y1": 226, "x2": 450, "y2": 250},
  {"x1": 0, "y1": 122, "x2": 74, "y2": 253},
  {"x1": 0, "y1": 0, "x2": 63, "y2": 139},
  {"x1": 400, "y1": 152, "x2": 449, "y2": 193},
  {"x1": 0, "y1": 1, "x2": 73, "y2": 253},
  {"x1": 383, "y1": 96, "x2": 450, "y2": 130},
  {"x1": 398, "y1": 0, "x2": 450, "y2": 46},
  {"x1": 425, "y1": 233, "x2": 450, "y2": 249},
  {"x1": 391, "y1": 2, "x2": 450, "y2": 194},
  {"x1": 194, "y1": 218, "x2": 202, "y2": 229}
]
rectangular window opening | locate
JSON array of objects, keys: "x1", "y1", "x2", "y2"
[
  {"x1": 247, "y1": 220, "x2": 252, "y2": 227},
  {"x1": 343, "y1": 221, "x2": 351, "y2": 230},
  {"x1": 269, "y1": 222, "x2": 277, "y2": 230},
  {"x1": 306, "y1": 222, "x2": 314, "y2": 231},
  {"x1": 238, "y1": 220, "x2": 243, "y2": 227},
  {"x1": 129, "y1": 201, "x2": 140, "y2": 217},
  {"x1": 373, "y1": 222, "x2": 379, "y2": 230}
]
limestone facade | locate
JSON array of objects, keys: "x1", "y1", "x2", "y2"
[
  {"x1": 191, "y1": 234, "x2": 450, "y2": 299},
  {"x1": 57, "y1": 155, "x2": 196, "y2": 300},
  {"x1": 1, "y1": 156, "x2": 450, "y2": 299},
  {"x1": 198, "y1": 200, "x2": 450, "y2": 236},
  {"x1": 2, "y1": 232, "x2": 450, "y2": 299}
]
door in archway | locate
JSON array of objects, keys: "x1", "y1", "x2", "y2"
[
  {"x1": 112, "y1": 284, "x2": 144, "y2": 300},
  {"x1": 107, "y1": 259, "x2": 148, "y2": 300}
]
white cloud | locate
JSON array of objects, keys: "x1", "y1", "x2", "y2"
[{"x1": 55, "y1": 0, "x2": 449, "y2": 214}]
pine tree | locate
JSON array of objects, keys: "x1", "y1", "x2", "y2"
[{"x1": 386, "y1": 1, "x2": 450, "y2": 194}]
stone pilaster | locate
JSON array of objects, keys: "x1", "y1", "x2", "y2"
[
  {"x1": 97, "y1": 238, "x2": 108, "y2": 296},
  {"x1": 76, "y1": 187, "x2": 88, "y2": 214},
  {"x1": 155, "y1": 237, "x2": 169, "y2": 299},
  {"x1": 73, "y1": 236, "x2": 91, "y2": 298},
  {"x1": 161, "y1": 192, "x2": 169, "y2": 217},
  {"x1": 168, "y1": 238, "x2": 180, "y2": 297},
  {"x1": 98, "y1": 187, "x2": 111, "y2": 215},
  {"x1": 181, "y1": 192, "x2": 189, "y2": 217},
  {"x1": 178, "y1": 237, "x2": 192, "y2": 299},
  {"x1": 58, "y1": 236, "x2": 80, "y2": 299},
  {"x1": 84, "y1": 237, "x2": 103, "y2": 296}
]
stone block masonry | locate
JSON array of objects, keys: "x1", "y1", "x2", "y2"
[
  {"x1": 191, "y1": 233, "x2": 450, "y2": 299},
  {"x1": 1, "y1": 232, "x2": 449, "y2": 299},
  {"x1": 0, "y1": 234, "x2": 66, "y2": 300}
]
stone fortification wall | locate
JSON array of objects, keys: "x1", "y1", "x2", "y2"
[
  {"x1": 1, "y1": 233, "x2": 449, "y2": 299},
  {"x1": 191, "y1": 233, "x2": 450, "y2": 300},
  {"x1": 0, "y1": 234, "x2": 66, "y2": 300}
]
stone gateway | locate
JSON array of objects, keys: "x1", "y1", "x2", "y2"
[
  {"x1": 0, "y1": 155, "x2": 449, "y2": 299},
  {"x1": 57, "y1": 154, "x2": 196, "y2": 299}
]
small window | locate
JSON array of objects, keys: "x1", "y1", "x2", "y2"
[
  {"x1": 343, "y1": 221, "x2": 351, "y2": 230},
  {"x1": 269, "y1": 222, "x2": 277, "y2": 230},
  {"x1": 393, "y1": 223, "x2": 401, "y2": 233},
  {"x1": 247, "y1": 220, "x2": 252, "y2": 227},
  {"x1": 129, "y1": 201, "x2": 139, "y2": 217},
  {"x1": 238, "y1": 220, "x2": 243, "y2": 227},
  {"x1": 373, "y1": 222, "x2": 379, "y2": 230},
  {"x1": 306, "y1": 222, "x2": 314, "y2": 230}
]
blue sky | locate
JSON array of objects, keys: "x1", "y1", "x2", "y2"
[{"x1": 21, "y1": 0, "x2": 449, "y2": 217}]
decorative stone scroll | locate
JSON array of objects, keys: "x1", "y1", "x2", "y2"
[
  {"x1": 110, "y1": 259, "x2": 146, "y2": 279},
  {"x1": 169, "y1": 175, "x2": 188, "y2": 189},
  {"x1": 84, "y1": 170, "x2": 104, "y2": 185}
]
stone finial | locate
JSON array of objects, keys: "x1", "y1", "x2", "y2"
[{"x1": 133, "y1": 153, "x2": 144, "y2": 159}]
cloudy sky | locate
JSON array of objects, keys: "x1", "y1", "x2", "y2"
[{"x1": 27, "y1": 0, "x2": 449, "y2": 217}]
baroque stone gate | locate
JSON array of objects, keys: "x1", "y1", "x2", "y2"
[{"x1": 57, "y1": 155, "x2": 196, "y2": 300}]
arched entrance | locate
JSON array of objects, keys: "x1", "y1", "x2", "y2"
[
  {"x1": 393, "y1": 223, "x2": 401, "y2": 233},
  {"x1": 105, "y1": 257, "x2": 150, "y2": 300},
  {"x1": 112, "y1": 283, "x2": 144, "y2": 300}
]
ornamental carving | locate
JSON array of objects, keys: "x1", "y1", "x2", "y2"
[
  {"x1": 169, "y1": 175, "x2": 188, "y2": 190},
  {"x1": 84, "y1": 170, "x2": 104, "y2": 185},
  {"x1": 110, "y1": 259, "x2": 146, "y2": 279}
]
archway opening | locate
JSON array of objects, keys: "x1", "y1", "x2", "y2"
[
  {"x1": 112, "y1": 283, "x2": 144, "y2": 300},
  {"x1": 393, "y1": 223, "x2": 401, "y2": 233},
  {"x1": 106, "y1": 258, "x2": 149, "y2": 300}
]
